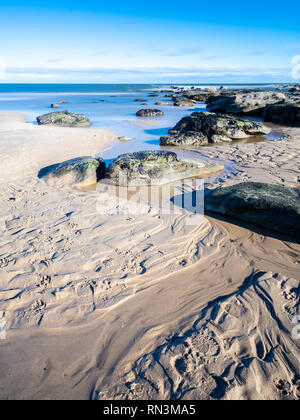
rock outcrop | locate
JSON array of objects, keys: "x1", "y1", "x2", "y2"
[
  {"x1": 37, "y1": 111, "x2": 92, "y2": 127},
  {"x1": 160, "y1": 112, "x2": 271, "y2": 146},
  {"x1": 106, "y1": 150, "x2": 223, "y2": 186},
  {"x1": 38, "y1": 156, "x2": 106, "y2": 187},
  {"x1": 264, "y1": 103, "x2": 300, "y2": 126},
  {"x1": 204, "y1": 182, "x2": 300, "y2": 238},
  {"x1": 206, "y1": 91, "x2": 286, "y2": 116}
]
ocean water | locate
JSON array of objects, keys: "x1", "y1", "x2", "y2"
[{"x1": 0, "y1": 83, "x2": 283, "y2": 161}]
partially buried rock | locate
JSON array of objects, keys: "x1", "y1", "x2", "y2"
[
  {"x1": 118, "y1": 136, "x2": 133, "y2": 142},
  {"x1": 51, "y1": 103, "x2": 60, "y2": 108},
  {"x1": 37, "y1": 110, "x2": 92, "y2": 127},
  {"x1": 38, "y1": 156, "x2": 106, "y2": 187},
  {"x1": 264, "y1": 103, "x2": 300, "y2": 126},
  {"x1": 204, "y1": 182, "x2": 300, "y2": 238},
  {"x1": 136, "y1": 109, "x2": 164, "y2": 117},
  {"x1": 160, "y1": 112, "x2": 271, "y2": 146},
  {"x1": 106, "y1": 150, "x2": 223, "y2": 186}
]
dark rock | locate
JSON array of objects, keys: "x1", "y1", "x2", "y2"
[
  {"x1": 37, "y1": 110, "x2": 92, "y2": 127},
  {"x1": 173, "y1": 97, "x2": 196, "y2": 107},
  {"x1": 206, "y1": 91, "x2": 286, "y2": 116},
  {"x1": 264, "y1": 103, "x2": 300, "y2": 126},
  {"x1": 106, "y1": 150, "x2": 223, "y2": 186},
  {"x1": 181, "y1": 91, "x2": 207, "y2": 102},
  {"x1": 204, "y1": 182, "x2": 300, "y2": 238},
  {"x1": 38, "y1": 156, "x2": 105, "y2": 187},
  {"x1": 51, "y1": 104, "x2": 60, "y2": 108},
  {"x1": 135, "y1": 99, "x2": 146, "y2": 102},
  {"x1": 289, "y1": 85, "x2": 300, "y2": 93},
  {"x1": 136, "y1": 109, "x2": 164, "y2": 117},
  {"x1": 160, "y1": 112, "x2": 271, "y2": 146}
]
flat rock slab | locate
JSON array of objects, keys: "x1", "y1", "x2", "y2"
[
  {"x1": 205, "y1": 182, "x2": 300, "y2": 239},
  {"x1": 107, "y1": 150, "x2": 224, "y2": 186},
  {"x1": 37, "y1": 110, "x2": 92, "y2": 127},
  {"x1": 206, "y1": 91, "x2": 286, "y2": 116},
  {"x1": 38, "y1": 156, "x2": 106, "y2": 187},
  {"x1": 160, "y1": 112, "x2": 271, "y2": 146}
]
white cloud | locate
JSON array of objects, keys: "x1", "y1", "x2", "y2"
[
  {"x1": 5, "y1": 72, "x2": 63, "y2": 81},
  {"x1": 2, "y1": 65, "x2": 292, "y2": 83},
  {"x1": 291, "y1": 55, "x2": 300, "y2": 79},
  {"x1": 0, "y1": 56, "x2": 7, "y2": 80}
]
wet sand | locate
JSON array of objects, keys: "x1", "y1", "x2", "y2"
[{"x1": 0, "y1": 113, "x2": 299, "y2": 400}]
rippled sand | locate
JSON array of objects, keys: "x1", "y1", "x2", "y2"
[{"x1": 0, "y1": 113, "x2": 299, "y2": 400}]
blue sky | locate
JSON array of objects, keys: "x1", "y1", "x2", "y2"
[{"x1": 1, "y1": 0, "x2": 300, "y2": 83}]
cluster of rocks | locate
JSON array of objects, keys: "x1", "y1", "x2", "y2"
[
  {"x1": 160, "y1": 112, "x2": 271, "y2": 146},
  {"x1": 289, "y1": 84, "x2": 300, "y2": 93},
  {"x1": 205, "y1": 90, "x2": 300, "y2": 126},
  {"x1": 206, "y1": 91, "x2": 286, "y2": 115},
  {"x1": 106, "y1": 151, "x2": 223, "y2": 186},
  {"x1": 39, "y1": 151, "x2": 224, "y2": 188},
  {"x1": 167, "y1": 84, "x2": 300, "y2": 125}
]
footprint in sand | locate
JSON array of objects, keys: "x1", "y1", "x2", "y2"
[{"x1": 0, "y1": 258, "x2": 9, "y2": 268}]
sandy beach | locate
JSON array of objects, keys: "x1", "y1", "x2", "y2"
[{"x1": 0, "y1": 111, "x2": 299, "y2": 400}]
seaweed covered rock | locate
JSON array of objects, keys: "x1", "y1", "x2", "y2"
[
  {"x1": 136, "y1": 109, "x2": 164, "y2": 117},
  {"x1": 264, "y1": 103, "x2": 300, "y2": 126},
  {"x1": 38, "y1": 156, "x2": 106, "y2": 187},
  {"x1": 106, "y1": 150, "x2": 223, "y2": 186},
  {"x1": 206, "y1": 91, "x2": 286, "y2": 116},
  {"x1": 204, "y1": 182, "x2": 300, "y2": 238},
  {"x1": 160, "y1": 112, "x2": 271, "y2": 146},
  {"x1": 37, "y1": 110, "x2": 92, "y2": 127}
]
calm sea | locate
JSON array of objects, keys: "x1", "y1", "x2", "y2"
[{"x1": 0, "y1": 83, "x2": 283, "y2": 160}]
